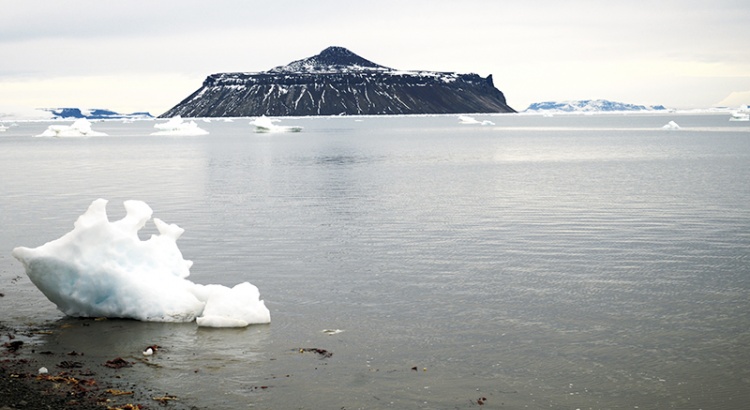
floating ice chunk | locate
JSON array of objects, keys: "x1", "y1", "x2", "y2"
[
  {"x1": 152, "y1": 116, "x2": 209, "y2": 136},
  {"x1": 662, "y1": 120, "x2": 680, "y2": 130},
  {"x1": 729, "y1": 109, "x2": 749, "y2": 121},
  {"x1": 251, "y1": 116, "x2": 302, "y2": 133},
  {"x1": 195, "y1": 282, "x2": 271, "y2": 327},
  {"x1": 11, "y1": 199, "x2": 270, "y2": 327},
  {"x1": 457, "y1": 115, "x2": 494, "y2": 125},
  {"x1": 458, "y1": 115, "x2": 480, "y2": 124},
  {"x1": 36, "y1": 119, "x2": 107, "y2": 137}
]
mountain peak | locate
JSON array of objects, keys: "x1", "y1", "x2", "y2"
[{"x1": 269, "y1": 46, "x2": 390, "y2": 73}]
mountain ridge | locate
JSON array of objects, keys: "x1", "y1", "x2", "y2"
[{"x1": 161, "y1": 46, "x2": 515, "y2": 117}]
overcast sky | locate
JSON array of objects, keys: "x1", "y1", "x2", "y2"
[{"x1": 2, "y1": 0, "x2": 749, "y2": 115}]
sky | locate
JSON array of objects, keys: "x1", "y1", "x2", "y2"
[{"x1": 2, "y1": 0, "x2": 749, "y2": 116}]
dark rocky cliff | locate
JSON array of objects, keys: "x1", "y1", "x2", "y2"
[{"x1": 161, "y1": 47, "x2": 515, "y2": 117}]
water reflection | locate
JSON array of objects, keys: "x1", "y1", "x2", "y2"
[{"x1": 36, "y1": 318, "x2": 271, "y2": 408}]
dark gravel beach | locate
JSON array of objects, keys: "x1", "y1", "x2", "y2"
[{"x1": 1, "y1": 322, "x2": 199, "y2": 410}]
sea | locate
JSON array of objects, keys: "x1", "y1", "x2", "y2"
[{"x1": 1, "y1": 112, "x2": 749, "y2": 409}]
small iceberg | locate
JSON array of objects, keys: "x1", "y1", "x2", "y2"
[
  {"x1": 458, "y1": 115, "x2": 494, "y2": 125},
  {"x1": 151, "y1": 116, "x2": 209, "y2": 136},
  {"x1": 251, "y1": 116, "x2": 302, "y2": 133},
  {"x1": 729, "y1": 106, "x2": 749, "y2": 121},
  {"x1": 36, "y1": 118, "x2": 107, "y2": 137},
  {"x1": 662, "y1": 120, "x2": 680, "y2": 130},
  {"x1": 11, "y1": 199, "x2": 270, "y2": 327}
]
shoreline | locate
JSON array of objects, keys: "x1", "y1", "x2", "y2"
[{"x1": 1, "y1": 322, "x2": 199, "y2": 410}]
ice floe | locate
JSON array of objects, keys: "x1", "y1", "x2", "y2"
[
  {"x1": 251, "y1": 116, "x2": 303, "y2": 133},
  {"x1": 152, "y1": 116, "x2": 209, "y2": 136},
  {"x1": 458, "y1": 115, "x2": 494, "y2": 125},
  {"x1": 662, "y1": 120, "x2": 680, "y2": 130},
  {"x1": 36, "y1": 118, "x2": 108, "y2": 137}
]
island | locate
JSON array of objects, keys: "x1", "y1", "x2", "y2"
[{"x1": 161, "y1": 46, "x2": 515, "y2": 117}]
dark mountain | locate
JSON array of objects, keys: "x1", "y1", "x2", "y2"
[{"x1": 161, "y1": 46, "x2": 515, "y2": 117}]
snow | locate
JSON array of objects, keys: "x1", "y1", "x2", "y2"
[
  {"x1": 11, "y1": 199, "x2": 270, "y2": 328},
  {"x1": 251, "y1": 116, "x2": 303, "y2": 133},
  {"x1": 36, "y1": 118, "x2": 107, "y2": 137},
  {"x1": 152, "y1": 116, "x2": 209, "y2": 136}
]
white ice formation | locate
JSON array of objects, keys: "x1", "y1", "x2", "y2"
[
  {"x1": 36, "y1": 119, "x2": 107, "y2": 137},
  {"x1": 662, "y1": 120, "x2": 680, "y2": 130},
  {"x1": 11, "y1": 199, "x2": 270, "y2": 328},
  {"x1": 729, "y1": 105, "x2": 749, "y2": 121},
  {"x1": 151, "y1": 116, "x2": 209, "y2": 136},
  {"x1": 457, "y1": 115, "x2": 494, "y2": 125},
  {"x1": 251, "y1": 116, "x2": 303, "y2": 133}
]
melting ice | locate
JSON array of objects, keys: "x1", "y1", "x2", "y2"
[
  {"x1": 11, "y1": 199, "x2": 270, "y2": 328},
  {"x1": 36, "y1": 119, "x2": 107, "y2": 137},
  {"x1": 662, "y1": 120, "x2": 680, "y2": 130},
  {"x1": 152, "y1": 116, "x2": 209, "y2": 136},
  {"x1": 458, "y1": 115, "x2": 494, "y2": 125},
  {"x1": 251, "y1": 116, "x2": 303, "y2": 133}
]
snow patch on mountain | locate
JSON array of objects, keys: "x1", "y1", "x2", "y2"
[{"x1": 269, "y1": 46, "x2": 391, "y2": 74}]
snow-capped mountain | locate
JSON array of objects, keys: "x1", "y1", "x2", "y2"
[
  {"x1": 525, "y1": 100, "x2": 666, "y2": 113},
  {"x1": 161, "y1": 46, "x2": 515, "y2": 117},
  {"x1": 268, "y1": 46, "x2": 391, "y2": 74}
]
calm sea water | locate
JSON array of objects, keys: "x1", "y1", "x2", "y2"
[{"x1": 1, "y1": 113, "x2": 749, "y2": 409}]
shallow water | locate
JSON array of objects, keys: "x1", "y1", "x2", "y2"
[{"x1": 1, "y1": 113, "x2": 749, "y2": 409}]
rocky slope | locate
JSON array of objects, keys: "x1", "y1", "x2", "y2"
[{"x1": 161, "y1": 46, "x2": 514, "y2": 117}]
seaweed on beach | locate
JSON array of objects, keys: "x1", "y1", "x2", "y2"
[{"x1": 298, "y1": 347, "x2": 333, "y2": 358}]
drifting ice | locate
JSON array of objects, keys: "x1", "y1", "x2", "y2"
[
  {"x1": 458, "y1": 115, "x2": 494, "y2": 125},
  {"x1": 36, "y1": 119, "x2": 107, "y2": 137},
  {"x1": 11, "y1": 199, "x2": 270, "y2": 328},
  {"x1": 251, "y1": 116, "x2": 303, "y2": 133},
  {"x1": 662, "y1": 120, "x2": 680, "y2": 130},
  {"x1": 152, "y1": 116, "x2": 209, "y2": 136}
]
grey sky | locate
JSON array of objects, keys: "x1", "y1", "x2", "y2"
[{"x1": 2, "y1": 0, "x2": 749, "y2": 115}]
